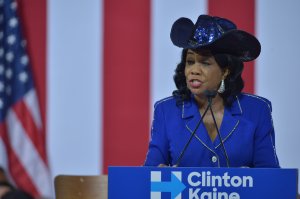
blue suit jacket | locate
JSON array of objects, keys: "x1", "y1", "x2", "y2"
[{"x1": 144, "y1": 93, "x2": 279, "y2": 168}]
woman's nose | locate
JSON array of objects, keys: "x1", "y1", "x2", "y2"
[{"x1": 191, "y1": 70, "x2": 200, "y2": 75}]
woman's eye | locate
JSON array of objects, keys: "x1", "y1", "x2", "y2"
[
  {"x1": 186, "y1": 60, "x2": 194, "y2": 65},
  {"x1": 201, "y1": 61, "x2": 210, "y2": 66}
]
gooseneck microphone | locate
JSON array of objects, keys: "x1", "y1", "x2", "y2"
[
  {"x1": 207, "y1": 91, "x2": 230, "y2": 167},
  {"x1": 174, "y1": 90, "x2": 230, "y2": 167},
  {"x1": 174, "y1": 90, "x2": 215, "y2": 167}
]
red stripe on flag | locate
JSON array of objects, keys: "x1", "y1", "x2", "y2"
[
  {"x1": 12, "y1": 100, "x2": 47, "y2": 164},
  {"x1": 103, "y1": 0, "x2": 151, "y2": 173},
  {"x1": 17, "y1": 0, "x2": 47, "y2": 139},
  {"x1": 208, "y1": 0, "x2": 255, "y2": 93},
  {"x1": 0, "y1": 123, "x2": 39, "y2": 196}
]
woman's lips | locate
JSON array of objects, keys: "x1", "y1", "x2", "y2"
[{"x1": 189, "y1": 79, "x2": 202, "y2": 88}]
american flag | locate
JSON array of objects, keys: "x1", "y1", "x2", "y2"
[{"x1": 0, "y1": 0, "x2": 51, "y2": 198}]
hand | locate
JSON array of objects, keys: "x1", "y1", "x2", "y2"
[
  {"x1": 157, "y1": 164, "x2": 178, "y2": 167},
  {"x1": 158, "y1": 164, "x2": 169, "y2": 167}
]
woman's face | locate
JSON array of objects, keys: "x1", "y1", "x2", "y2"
[{"x1": 184, "y1": 49, "x2": 227, "y2": 97}]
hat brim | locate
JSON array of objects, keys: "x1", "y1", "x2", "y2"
[
  {"x1": 170, "y1": 18, "x2": 261, "y2": 62},
  {"x1": 205, "y1": 30, "x2": 261, "y2": 62}
]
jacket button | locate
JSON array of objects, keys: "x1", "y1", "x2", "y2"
[{"x1": 211, "y1": 156, "x2": 217, "y2": 163}]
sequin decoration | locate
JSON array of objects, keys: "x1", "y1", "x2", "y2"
[{"x1": 188, "y1": 16, "x2": 236, "y2": 48}]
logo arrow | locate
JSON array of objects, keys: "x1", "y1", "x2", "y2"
[{"x1": 151, "y1": 173, "x2": 186, "y2": 199}]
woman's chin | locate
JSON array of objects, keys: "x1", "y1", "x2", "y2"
[{"x1": 189, "y1": 88, "x2": 205, "y2": 95}]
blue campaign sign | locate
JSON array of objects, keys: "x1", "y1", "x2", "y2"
[{"x1": 108, "y1": 166, "x2": 298, "y2": 199}]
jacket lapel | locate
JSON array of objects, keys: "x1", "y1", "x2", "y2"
[
  {"x1": 182, "y1": 96, "x2": 243, "y2": 150},
  {"x1": 182, "y1": 98, "x2": 216, "y2": 151},
  {"x1": 214, "y1": 96, "x2": 242, "y2": 148}
]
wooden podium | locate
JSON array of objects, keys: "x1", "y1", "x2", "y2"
[
  {"x1": 108, "y1": 166, "x2": 298, "y2": 199},
  {"x1": 54, "y1": 175, "x2": 108, "y2": 199}
]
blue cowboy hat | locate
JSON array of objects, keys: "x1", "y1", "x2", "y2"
[{"x1": 170, "y1": 15, "x2": 261, "y2": 62}]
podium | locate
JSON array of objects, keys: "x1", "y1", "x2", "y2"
[{"x1": 108, "y1": 166, "x2": 298, "y2": 199}]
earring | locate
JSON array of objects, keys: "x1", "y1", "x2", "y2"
[{"x1": 218, "y1": 79, "x2": 225, "y2": 93}]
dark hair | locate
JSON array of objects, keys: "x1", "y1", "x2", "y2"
[
  {"x1": 0, "y1": 181, "x2": 15, "y2": 190},
  {"x1": 2, "y1": 190, "x2": 34, "y2": 199},
  {"x1": 172, "y1": 49, "x2": 244, "y2": 106}
]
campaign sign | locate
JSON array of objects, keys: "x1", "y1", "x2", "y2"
[{"x1": 108, "y1": 166, "x2": 298, "y2": 199}]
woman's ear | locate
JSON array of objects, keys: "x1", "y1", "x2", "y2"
[{"x1": 223, "y1": 68, "x2": 230, "y2": 79}]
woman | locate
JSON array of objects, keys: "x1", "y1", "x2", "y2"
[
  {"x1": 144, "y1": 15, "x2": 279, "y2": 168},
  {"x1": 0, "y1": 168, "x2": 34, "y2": 199}
]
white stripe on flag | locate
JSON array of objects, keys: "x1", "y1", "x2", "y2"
[
  {"x1": 6, "y1": 109, "x2": 52, "y2": 196},
  {"x1": 24, "y1": 89, "x2": 42, "y2": 129}
]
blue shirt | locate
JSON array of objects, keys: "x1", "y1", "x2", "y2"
[{"x1": 144, "y1": 93, "x2": 279, "y2": 168}]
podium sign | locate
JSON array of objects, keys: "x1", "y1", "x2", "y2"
[{"x1": 108, "y1": 166, "x2": 298, "y2": 199}]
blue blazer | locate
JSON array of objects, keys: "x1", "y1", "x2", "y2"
[{"x1": 144, "y1": 93, "x2": 279, "y2": 168}]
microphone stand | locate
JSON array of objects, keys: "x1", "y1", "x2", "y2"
[
  {"x1": 174, "y1": 92, "x2": 212, "y2": 167},
  {"x1": 208, "y1": 94, "x2": 230, "y2": 167},
  {"x1": 174, "y1": 90, "x2": 230, "y2": 167}
]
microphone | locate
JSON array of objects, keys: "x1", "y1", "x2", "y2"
[
  {"x1": 204, "y1": 90, "x2": 217, "y2": 99},
  {"x1": 174, "y1": 90, "x2": 215, "y2": 167},
  {"x1": 207, "y1": 90, "x2": 230, "y2": 167}
]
